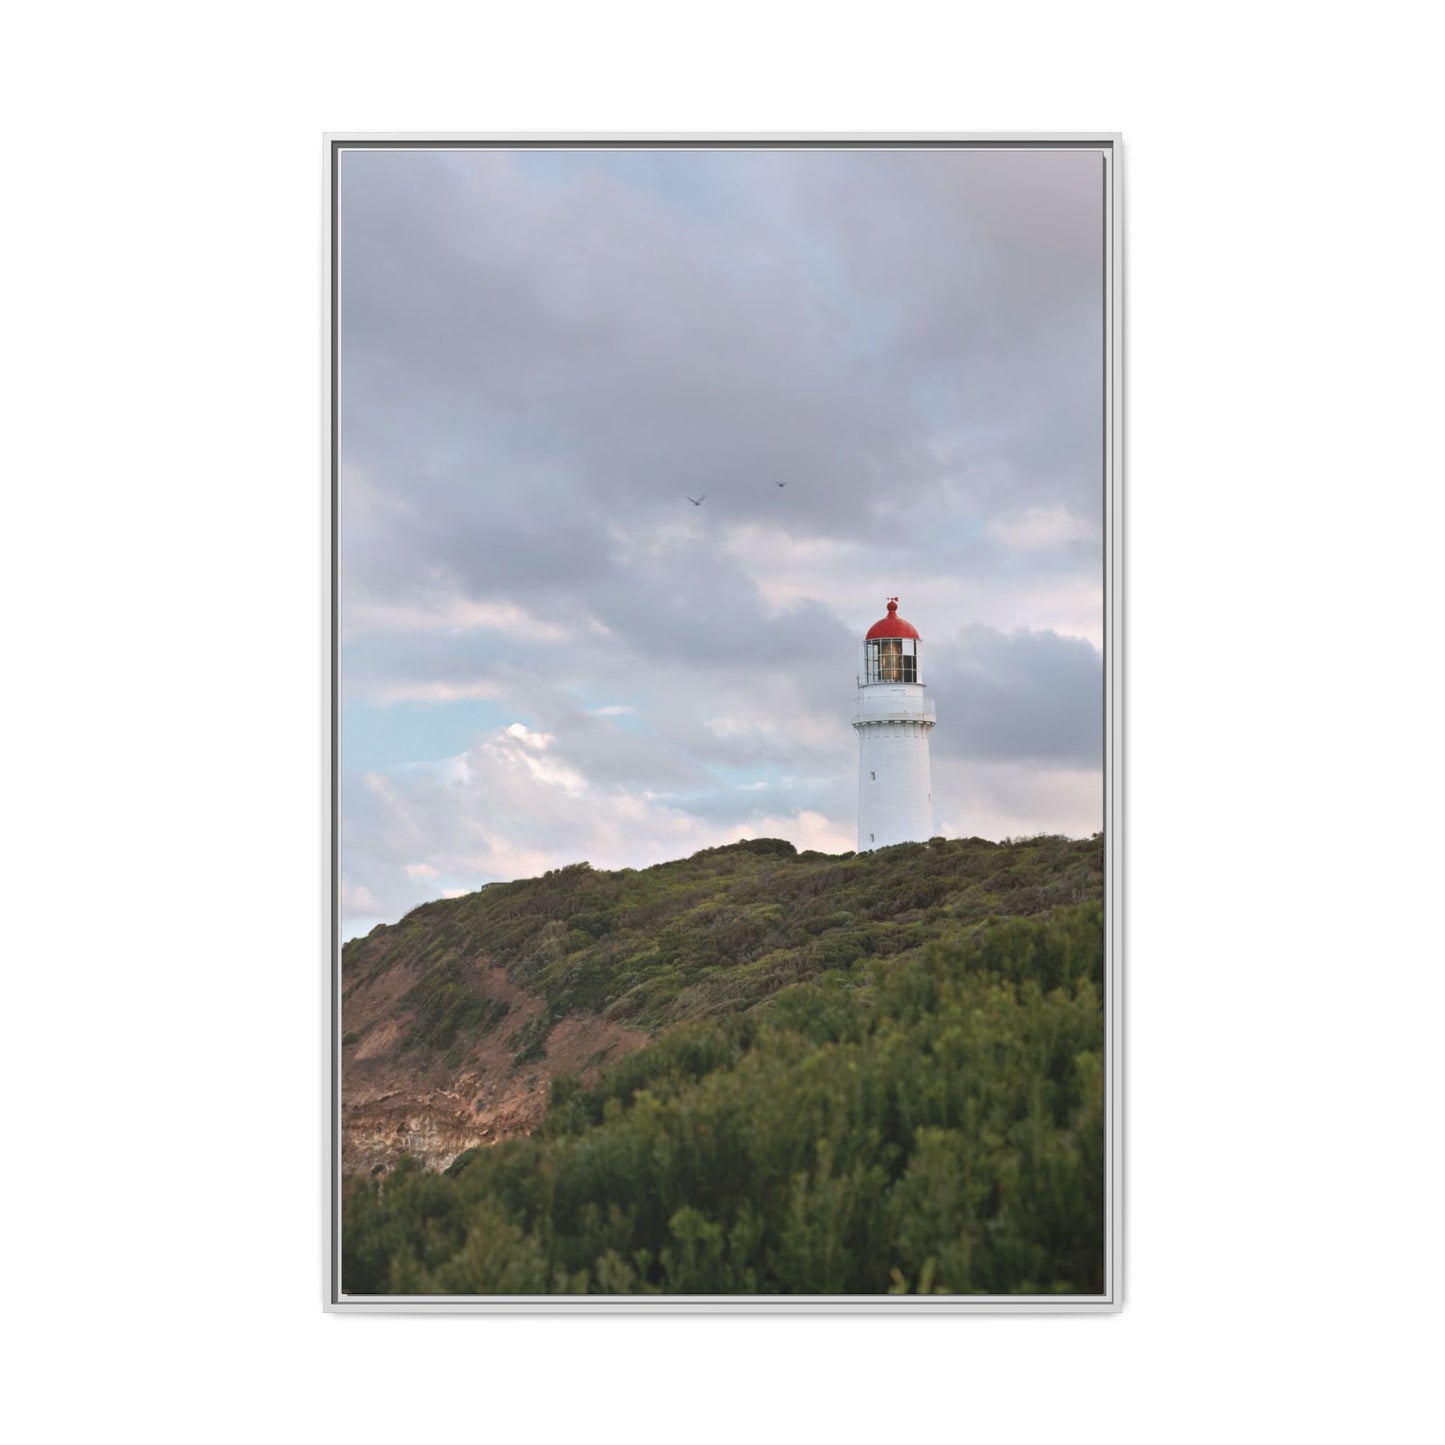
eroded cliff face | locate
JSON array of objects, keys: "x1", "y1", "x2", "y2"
[{"x1": 341, "y1": 957, "x2": 645, "y2": 1176}]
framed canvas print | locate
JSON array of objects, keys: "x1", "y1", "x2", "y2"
[{"x1": 325, "y1": 133, "x2": 1122, "y2": 1312}]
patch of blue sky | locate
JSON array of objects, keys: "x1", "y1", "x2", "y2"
[
  {"x1": 510, "y1": 146, "x2": 741, "y2": 222},
  {"x1": 681, "y1": 759, "x2": 834, "y2": 804},
  {"x1": 575, "y1": 686, "x2": 654, "y2": 734},
  {"x1": 341, "y1": 697, "x2": 519, "y2": 775}
]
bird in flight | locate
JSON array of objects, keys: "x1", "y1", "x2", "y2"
[
  {"x1": 687, "y1": 495, "x2": 706, "y2": 506},
  {"x1": 776, "y1": 481, "x2": 788, "y2": 488}
]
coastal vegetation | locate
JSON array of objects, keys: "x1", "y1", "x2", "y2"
[{"x1": 341, "y1": 834, "x2": 1107, "y2": 1295}]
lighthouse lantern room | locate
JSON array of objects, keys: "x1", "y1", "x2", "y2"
[{"x1": 852, "y1": 598, "x2": 937, "y2": 851}]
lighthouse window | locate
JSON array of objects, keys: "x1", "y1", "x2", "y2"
[{"x1": 866, "y1": 637, "x2": 918, "y2": 684}]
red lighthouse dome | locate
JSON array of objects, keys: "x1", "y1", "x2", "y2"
[{"x1": 865, "y1": 598, "x2": 920, "y2": 640}]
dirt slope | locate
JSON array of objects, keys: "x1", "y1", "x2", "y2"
[{"x1": 341, "y1": 956, "x2": 645, "y2": 1175}]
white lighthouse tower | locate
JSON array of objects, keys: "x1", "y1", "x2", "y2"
[{"x1": 852, "y1": 598, "x2": 936, "y2": 851}]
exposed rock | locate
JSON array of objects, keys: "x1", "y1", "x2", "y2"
[{"x1": 342, "y1": 959, "x2": 645, "y2": 1174}]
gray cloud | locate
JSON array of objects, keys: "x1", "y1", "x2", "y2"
[
  {"x1": 339, "y1": 147, "x2": 1102, "y2": 588},
  {"x1": 929, "y1": 626, "x2": 1104, "y2": 766}
]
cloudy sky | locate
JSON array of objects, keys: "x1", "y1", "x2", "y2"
[{"x1": 338, "y1": 145, "x2": 1104, "y2": 939}]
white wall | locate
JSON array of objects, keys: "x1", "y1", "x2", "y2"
[
  {"x1": 5, "y1": 4, "x2": 1442, "y2": 1443},
  {"x1": 857, "y1": 720, "x2": 935, "y2": 848}
]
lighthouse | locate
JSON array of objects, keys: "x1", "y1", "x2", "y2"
[{"x1": 852, "y1": 598, "x2": 937, "y2": 851}]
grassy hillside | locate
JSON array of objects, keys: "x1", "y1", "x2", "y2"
[
  {"x1": 342, "y1": 835, "x2": 1107, "y2": 1296},
  {"x1": 343, "y1": 833, "x2": 1103, "y2": 1063}
]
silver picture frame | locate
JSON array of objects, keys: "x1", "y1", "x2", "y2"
[{"x1": 324, "y1": 132, "x2": 1124, "y2": 1312}]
